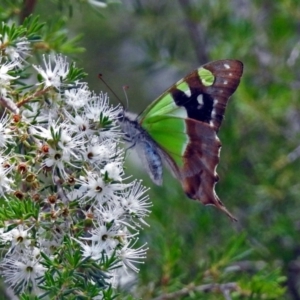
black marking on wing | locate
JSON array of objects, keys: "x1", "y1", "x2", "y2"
[
  {"x1": 170, "y1": 88, "x2": 214, "y2": 124},
  {"x1": 169, "y1": 60, "x2": 243, "y2": 131}
]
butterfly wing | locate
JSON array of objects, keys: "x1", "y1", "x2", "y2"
[
  {"x1": 140, "y1": 59, "x2": 243, "y2": 130},
  {"x1": 139, "y1": 60, "x2": 243, "y2": 220}
]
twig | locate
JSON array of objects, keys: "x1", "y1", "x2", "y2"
[
  {"x1": 20, "y1": 0, "x2": 38, "y2": 23},
  {"x1": 0, "y1": 96, "x2": 19, "y2": 114},
  {"x1": 16, "y1": 87, "x2": 50, "y2": 108},
  {"x1": 152, "y1": 282, "x2": 238, "y2": 300},
  {"x1": 287, "y1": 145, "x2": 300, "y2": 163},
  {"x1": 287, "y1": 260, "x2": 300, "y2": 300},
  {"x1": 177, "y1": 0, "x2": 209, "y2": 64}
]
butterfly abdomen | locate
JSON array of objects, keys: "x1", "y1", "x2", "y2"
[{"x1": 136, "y1": 140, "x2": 163, "y2": 185}]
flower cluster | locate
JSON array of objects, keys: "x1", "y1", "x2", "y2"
[{"x1": 0, "y1": 36, "x2": 151, "y2": 297}]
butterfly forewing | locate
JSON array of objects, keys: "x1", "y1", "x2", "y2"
[
  {"x1": 140, "y1": 60, "x2": 243, "y2": 132},
  {"x1": 202, "y1": 60, "x2": 243, "y2": 130}
]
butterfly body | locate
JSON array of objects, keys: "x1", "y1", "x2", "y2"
[
  {"x1": 119, "y1": 60, "x2": 243, "y2": 220},
  {"x1": 119, "y1": 111, "x2": 163, "y2": 185}
]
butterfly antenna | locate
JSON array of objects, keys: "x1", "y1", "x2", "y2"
[{"x1": 98, "y1": 73, "x2": 125, "y2": 107}]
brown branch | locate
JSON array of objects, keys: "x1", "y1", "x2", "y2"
[
  {"x1": 287, "y1": 260, "x2": 300, "y2": 300},
  {"x1": 20, "y1": 0, "x2": 38, "y2": 23},
  {"x1": 16, "y1": 87, "x2": 50, "y2": 108},
  {"x1": 177, "y1": 0, "x2": 209, "y2": 64},
  {"x1": 0, "y1": 96, "x2": 19, "y2": 114},
  {"x1": 152, "y1": 282, "x2": 238, "y2": 300}
]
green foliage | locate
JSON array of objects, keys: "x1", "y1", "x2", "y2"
[
  {"x1": 37, "y1": 17, "x2": 85, "y2": 55},
  {"x1": 0, "y1": 197, "x2": 40, "y2": 223},
  {"x1": 39, "y1": 237, "x2": 117, "y2": 299},
  {"x1": 236, "y1": 269, "x2": 286, "y2": 299},
  {"x1": 66, "y1": 62, "x2": 87, "y2": 83}
]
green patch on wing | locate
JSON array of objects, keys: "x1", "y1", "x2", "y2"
[
  {"x1": 140, "y1": 92, "x2": 177, "y2": 120},
  {"x1": 142, "y1": 116, "x2": 188, "y2": 167},
  {"x1": 176, "y1": 80, "x2": 190, "y2": 93},
  {"x1": 198, "y1": 67, "x2": 214, "y2": 86}
]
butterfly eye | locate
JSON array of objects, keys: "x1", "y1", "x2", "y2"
[
  {"x1": 117, "y1": 111, "x2": 124, "y2": 119},
  {"x1": 123, "y1": 133, "x2": 133, "y2": 143}
]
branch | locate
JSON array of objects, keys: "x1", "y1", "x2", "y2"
[
  {"x1": 16, "y1": 87, "x2": 50, "y2": 108},
  {"x1": 177, "y1": 0, "x2": 209, "y2": 64},
  {"x1": 287, "y1": 260, "x2": 300, "y2": 300},
  {"x1": 20, "y1": 0, "x2": 38, "y2": 23},
  {"x1": 0, "y1": 96, "x2": 19, "y2": 114},
  {"x1": 152, "y1": 282, "x2": 238, "y2": 300}
]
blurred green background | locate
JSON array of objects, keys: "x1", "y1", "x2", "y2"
[{"x1": 5, "y1": 0, "x2": 300, "y2": 299}]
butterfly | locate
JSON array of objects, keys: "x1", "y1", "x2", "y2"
[{"x1": 118, "y1": 60, "x2": 243, "y2": 220}]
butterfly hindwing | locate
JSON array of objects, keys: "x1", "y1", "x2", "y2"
[
  {"x1": 140, "y1": 114, "x2": 235, "y2": 219},
  {"x1": 180, "y1": 118, "x2": 235, "y2": 220}
]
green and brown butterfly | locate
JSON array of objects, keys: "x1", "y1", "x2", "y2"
[{"x1": 118, "y1": 59, "x2": 243, "y2": 220}]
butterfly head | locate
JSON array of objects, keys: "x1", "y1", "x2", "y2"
[{"x1": 117, "y1": 109, "x2": 140, "y2": 143}]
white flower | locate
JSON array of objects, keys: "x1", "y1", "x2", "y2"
[
  {"x1": 1, "y1": 251, "x2": 46, "y2": 294},
  {"x1": 64, "y1": 109, "x2": 93, "y2": 139},
  {"x1": 0, "y1": 59, "x2": 19, "y2": 96},
  {"x1": 0, "y1": 60, "x2": 19, "y2": 82},
  {"x1": 22, "y1": 101, "x2": 48, "y2": 123},
  {"x1": 102, "y1": 162, "x2": 123, "y2": 181},
  {"x1": 30, "y1": 123, "x2": 82, "y2": 178},
  {"x1": 64, "y1": 85, "x2": 91, "y2": 109},
  {"x1": 83, "y1": 140, "x2": 123, "y2": 167},
  {"x1": 33, "y1": 54, "x2": 70, "y2": 89},
  {"x1": 0, "y1": 225, "x2": 31, "y2": 251},
  {"x1": 0, "y1": 33, "x2": 30, "y2": 64},
  {"x1": 30, "y1": 122, "x2": 56, "y2": 141},
  {"x1": 0, "y1": 113, "x2": 14, "y2": 148},
  {"x1": 116, "y1": 239, "x2": 148, "y2": 273},
  {"x1": 77, "y1": 171, "x2": 127, "y2": 205},
  {"x1": 94, "y1": 203, "x2": 136, "y2": 231},
  {"x1": 84, "y1": 92, "x2": 121, "y2": 141},
  {"x1": 120, "y1": 180, "x2": 151, "y2": 225},
  {"x1": 57, "y1": 126, "x2": 83, "y2": 158},
  {"x1": 85, "y1": 92, "x2": 120, "y2": 122},
  {"x1": 0, "y1": 160, "x2": 13, "y2": 197},
  {"x1": 74, "y1": 222, "x2": 123, "y2": 261},
  {"x1": 95, "y1": 202, "x2": 125, "y2": 224},
  {"x1": 84, "y1": 143, "x2": 111, "y2": 163},
  {"x1": 66, "y1": 188, "x2": 85, "y2": 202},
  {"x1": 5, "y1": 37, "x2": 31, "y2": 63},
  {"x1": 42, "y1": 147, "x2": 71, "y2": 178},
  {"x1": 83, "y1": 223, "x2": 119, "y2": 250},
  {"x1": 0, "y1": 48, "x2": 152, "y2": 295},
  {"x1": 23, "y1": 100, "x2": 60, "y2": 124},
  {"x1": 32, "y1": 121, "x2": 82, "y2": 159},
  {"x1": 72, "y1": 238, "x2": 105, "y2": 261}
]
